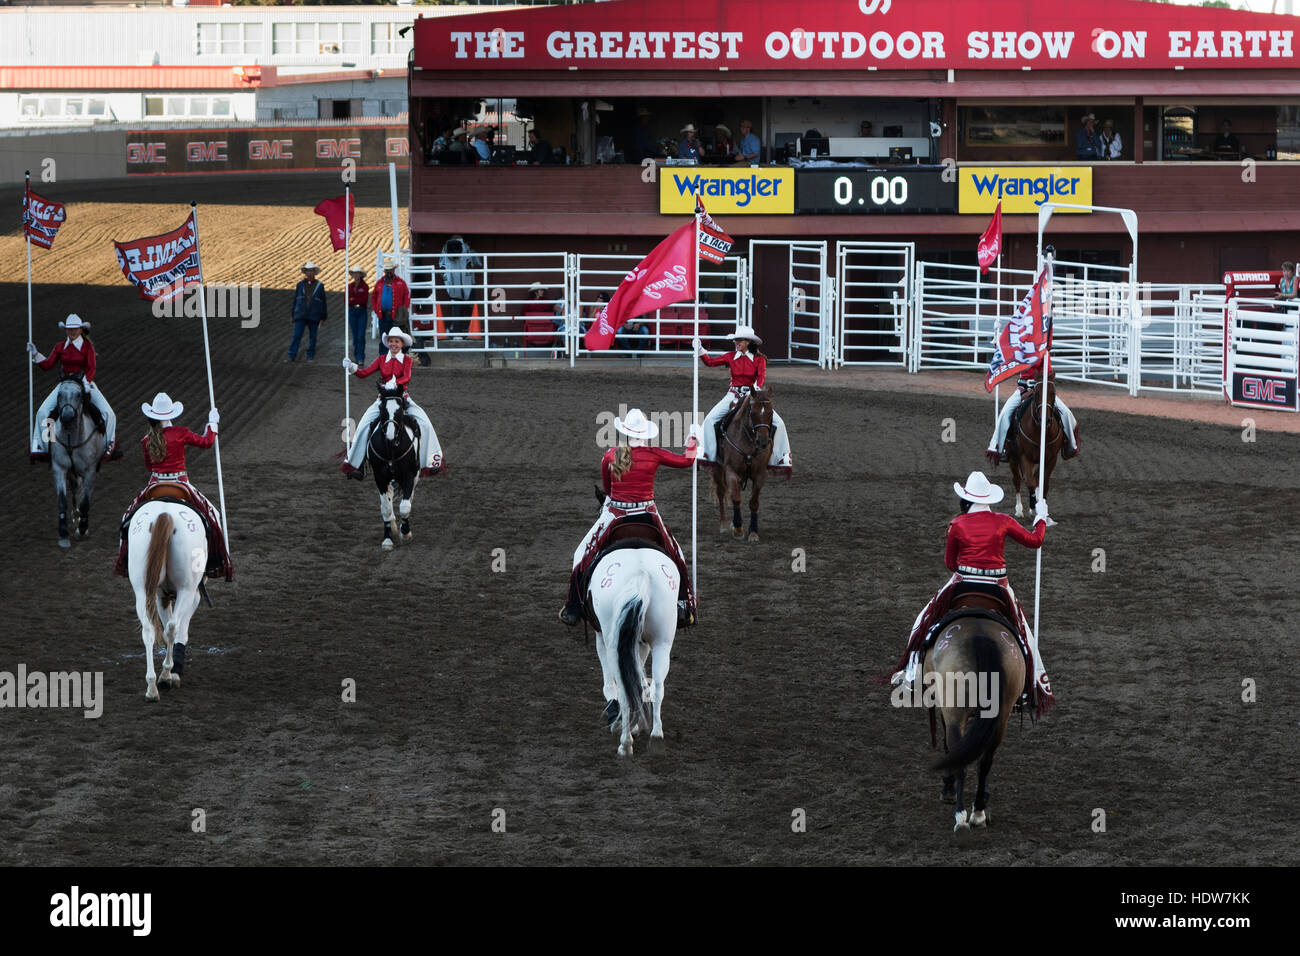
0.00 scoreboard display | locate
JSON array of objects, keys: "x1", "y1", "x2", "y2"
[{"x1": 795, "y1": 168, "x2": 956, "y2": 214}]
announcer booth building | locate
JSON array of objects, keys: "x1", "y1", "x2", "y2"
[{"x1": 406, "y1": 0, "x2": 1300, "y2": 367}]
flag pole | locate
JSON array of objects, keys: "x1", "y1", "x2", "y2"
[
  {"x1": 25, "y1": 171, "x2": 34, "y2": 448},
  {"x1": 1032, "y1": 247, "x2": 1051, "y2": 645},
  {"x1": 190, "y1": 201, "x2": 230, "y2": 549},
  {"x1": 993, "y1": 252, "x2": 1002, "y2": 424},
  {"x1": 343, "y1": 185, "x2": 352, "y2": 456},
  {"x1": 691, "y1": 204, "x2": 701, "y2": 602}
]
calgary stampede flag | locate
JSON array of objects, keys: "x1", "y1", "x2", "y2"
[
  {"x1": 977, "y1": 199, "x2": 1001, "y2": 274},
  {"x1": 585, "y1": 219, "x2": 696, "y2": 351},
  {"x1": 986, "y1": 255, "x2": 1053, "y2": 391},
  {"x1": 314, "y1": 194, "x2": 355, "y2": 252},
  {"x1": 113, "y1": 212, "x2": 202, "y2": 302},
  {"x1": 23, "y1": 186, "x2": 65, "y2": 250},
  {"x1": 696, "y1": 194, "x2": 734, "y2": 264}
]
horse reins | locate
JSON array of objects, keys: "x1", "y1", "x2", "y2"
[
  {"x1": 368, "y1": 396, "x2": 418, "y2": 471},
  {"x1": 721, "y1": 394, "x2": 773, "y2": 481},
  {"x1": 53, "y1": 391, "x2": 99, "y2": 458}
]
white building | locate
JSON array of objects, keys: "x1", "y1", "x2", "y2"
[{"x1": 0, "y1": 4, "x2": 499, "y2": 127}]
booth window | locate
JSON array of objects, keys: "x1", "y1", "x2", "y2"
[
  {"x1": 961, "y1": 105, "x2": 1065, "y2": 147},
  {"x1": 197, "y1": 22, "x2": 264, "y2": 56}
]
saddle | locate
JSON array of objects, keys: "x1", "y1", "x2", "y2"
[
  {"x1": 922, "y1": 604, "x2": 1022, "y2": 660},
  {"x1": 578, "y1": 538, "x2": 675, "y2": 626},
  {"x1": 143, "y1": 482, "x2": 196, "y2": 507}
]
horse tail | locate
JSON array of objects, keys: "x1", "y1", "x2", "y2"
[
  {"x1": 144, "y1": 511, "x2": 174, "y2": 648},
  {"x1": 615, "y1": 570, "x2": 653, "y2": 733},
  {"x1": 931, "y1": 632, "x2": 1006, "y2": 772}
]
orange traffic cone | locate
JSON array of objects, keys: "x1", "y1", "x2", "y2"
[{"x1": 435, "y1": 303, "x2": 447, "y2": 339}]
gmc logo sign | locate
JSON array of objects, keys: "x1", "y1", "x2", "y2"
[
  {"x1": 315, "y1": 138, "x2": 361, "y2": 159},
  {"x1": 385, "y1": 137, "x2": 410, "y2": 157},
  {"x1": 248, "y1": 139, "x2": 294, "y2": 160},
  {"x1": 186, "y1": 141, "x2": 228, "y2": 162},
  {"x1": 126, "y1": 143, "x2": 166, "y2": 164},
  {"x1": 1233, "y1": 373, "x2": 1297, "y2": 409}
]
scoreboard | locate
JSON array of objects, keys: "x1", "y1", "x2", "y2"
[{"x1": 794, "y1": 167, "x2": 956, "y2": 214}]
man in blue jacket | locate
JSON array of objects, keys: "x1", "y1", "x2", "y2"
[{"x1": 287, "y1": 261, "x2": 327, "y2": 362}]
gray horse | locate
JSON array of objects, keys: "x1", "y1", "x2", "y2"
[{"x1": 47, "y1": 376, "x2": 105, "y2": 548}]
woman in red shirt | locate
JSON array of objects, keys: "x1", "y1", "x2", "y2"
[
  {"x1": 28, "y1": 314, "x2": 119, "y2": 460},
  {"x1": 693, "y1": 326, "x2": 792, "y2": 473},
  {"x1": 560, "y1": 408, "x2": 701, "y2": 627},
  {"x1": 113, "y1": 392, "x2": 232, "y2": 581},
  {"x1": 340, "y1": 327, "x2": 443, "y2": 478},
  {"x1": 890, "y1": 471, "x2": 1052, "y2": 711}
]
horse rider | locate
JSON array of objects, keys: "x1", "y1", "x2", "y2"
[
  {"x1": 890, "y1": 471, "x2": 1053, "y2": 713},
  {"x1": 28, "y1": 314, "x2": 120, "y2": 462},
  {"x1": 692, "y1": 325, "x2": 792, "y2": 473},
  {"x1": 339, "y1": 326, "x2": 442, "y2": 479},
  {"x1": 559, "y1": 408, "x2": 701, "y2": 628},
  {"x1": 113, "y1": 392, "x2": 232, "y2": 582},
  {"x1": 985, "y1": 342, "x2": 1079, "y2": 469}
]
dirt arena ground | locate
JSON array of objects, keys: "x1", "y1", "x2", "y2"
[{"x1": 1, "y1": 173, "x2": 1297, "y2": 866}]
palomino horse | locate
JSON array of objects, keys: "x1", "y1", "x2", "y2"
[
  {"x1": 923, "y1": 600, "x2": 1025, "y2": 835},
  {"x1": 1008, "y1": 381, "x2": 1063, "y2": 520},
  {"x1": 367, "y1": 386, "x2": 420, "y2": 550},
  {"x1": 710, "y1": 386, "x2": 775, "y2": 542},
  {"x1": 588, "y1": 544, "x2": 679, "y2": 757},
  {"x1": 128, "y1": 500, "x2": 207, "y2": 700},
  {"x1": 48, "y1": 375, "x2": 105, "y2": 548}
]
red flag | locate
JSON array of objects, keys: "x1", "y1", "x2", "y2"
[
  {"x1": 314, "y1": 194, "x2": 355, "y2": 252},
  {"x1": 113, "y1": 212, "x2": 201, "y2": 302},
  {"x1": 977, "y1": 199, "x2": 1001, "y2": 274},
  {"x1": 696, "y1": 195, "x2": 733, "y2": 264},
  {"x1": 23, "y1": 186, "x2": 65, "y2": 250},
  {"x1": 985, "y1": 257, "x2": 1054, "y2": 391},
  {"x1": 585, "y1": 220, "x2": 696, "y2": 351}
]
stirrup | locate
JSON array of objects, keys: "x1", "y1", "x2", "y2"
[
  {"x1": 558, "y1": 603, "x2": 583, "y2": 626},
  {"x1": 677, "y1": 600, "x2": 695, "y2": 628}
]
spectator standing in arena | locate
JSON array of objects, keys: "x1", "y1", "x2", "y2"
[
  {"x1": 1100, "y1": 119, "x2": 1123, "y2": 160},
  {"x1": 347, "y1": 266, "x2": 369, "y2": 364},
  {"x1": 1075, "y1": 113, "x2": 1102, "y2": 160},
  {"x1": 734, "y1": 119, "x2": 761, "y2": 164},
  {"x1": 286, "y1": 262, "x2": 326, "y2": 363},
  {"x1": 678, "y1": 124, "x2": 701, "y2": 160}
]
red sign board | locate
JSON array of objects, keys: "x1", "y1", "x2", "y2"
[{"x1": 414, "y1": 0, "x2": 1299, "y2": 71}]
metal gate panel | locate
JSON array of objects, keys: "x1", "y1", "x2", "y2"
[
  {"x1": 748, "y1": 240, "x2": 829, "y2": 367},
  {"x1": 835, "y1": 241, "x2": 915, "y2": 368}
]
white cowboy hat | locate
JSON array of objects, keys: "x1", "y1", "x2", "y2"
[
  {"x1": 954, "y1": 471, "x2": 1005, "y2": 505},
  {"x1": 714, "y1": 123, "x2": 732, "y2": 137},
  {"x1": 730, "y1": 325, "x2": 762, "y2": 346},
  {"x1": 681, "y1": 124, "x2": 698, "y2": 134},
  {"x1": 615, "y1": 408, "x2": 659, "y2": 441},
  {"x1": 384, "y1": 326, "x2": 413, "y2": 347},
  {"x1": 349, "y1": 266, "x2": 366, "y2": 275},
  {"x1": 382, "y1": 254, "x2": 397, "y2": 269},
  {"x1": 142, "y1": 392, "x2": 183, "y2": 422},
  {"x1": 635, "y1": 107, "x2": 653, "y2": 118},
  {"x1": 529, "y1": 281, "x2": 545, "y2": 292},
  {"x1": 59, "y1": 314, "x2": 89, "y2": 330},
  {"x1": 301, "y1": 262, "x2": 319, "y2": 272}
]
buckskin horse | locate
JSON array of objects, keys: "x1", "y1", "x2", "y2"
[
  {"x1": 1008, "y1": 380, "x2": 1063, "y2": 520},
  {"x1": 710, "y1": 386, "x2": 775, "y2": 541},
  {"x1": 47, "y1": 374, "x2": 105, "y2": 548},
  {"x1": 128, "y1": 499, "x2": 208, "y2": 700},
  {"x1": 923, "y1": 597, "x2": 1025, "y2": 835},
  {"x1": 367, "y1": 385, "x2": 420, "y2": 550}
]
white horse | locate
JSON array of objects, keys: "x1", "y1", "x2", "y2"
[
  {"x1": 589, "y1": 546, "x2": 679, "y2": 757},
  {"x1": 48, "y1": 377, "x2": 105, "y2": 548},
  {"x1": 128, "y1": 501, "x2": 207, "y2": 701}
]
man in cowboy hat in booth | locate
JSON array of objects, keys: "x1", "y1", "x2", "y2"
[
  {"x1": 287, "y1": 262, "x2": 327, "y2": 362},
  {"x1": 677, "y1": 124, "x2": 701, "y2": 160}
]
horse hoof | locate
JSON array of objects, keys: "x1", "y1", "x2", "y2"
[
  {"x1": 402, "y1": 531, "x2": 413, "y2": 541},
  {"x1": 719, "y1": 524, "x2": 729, "y2": 534},
  {"x1": 953, "y1": 820, "x2": 971, "y2": 839},
  {"x1": 58, "y1": 538, "x2": 71, "y2": 549},
  {"x1": 169, "y1": 673, "x2": 182, "y2": 688},
  {"x1": 381, "y1": 539, "x2": 394, "y2": 551},
  {"x1": 746, "y1": 532, "x2": 760, "y2": 542},
  {"x1": 1014, "y1": 504, "x2": 1024, "y2": 518},
  {"x1": 972, "y1": 809, "x2": 988, "y2": 828},
  {"x1": 731, "y1": 527, "x2": 743, "y2": 539},
  {"x1": 145, "y1": 685, "x2": 159, "y2": 702},
  {"x1": 617, "y1": 744, "x2": 631, "y2": 757}
]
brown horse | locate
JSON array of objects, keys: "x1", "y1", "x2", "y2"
[
  {"x1": 923, "y1": 599, "x2": 1025, "y2": 835},
  {"x1": 1008, "y1": 380, "x2": 1063, "y2": 520},
  {"x1": 710, "y1": 387, "x2": 774, "y2": 542}
]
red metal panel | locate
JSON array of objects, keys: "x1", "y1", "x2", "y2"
[{"x1": 0, "y1": 66, "x2": 271, "y2": 91}]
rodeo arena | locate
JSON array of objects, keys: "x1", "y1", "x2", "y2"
[{"x1": 0, "y1": 0, "x2": 1296, "y2": 914}]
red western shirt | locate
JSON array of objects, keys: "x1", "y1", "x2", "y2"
[
  {"x1": 944, "y1": 510, "x2": 1046, "y2": 572},
  {"x1": 369, "y1": 275, "x2": 411, "y2": 313},
  {"x1": 701, "y1": 350, "x2": 766, "y2": 389},
  {"x1": 521, "y1": 301, "x2": 553, "y2": 318},
  {"x1": 143, "y1": 425, "x2": 216, "y2": 474},
  {"x1": 602, "y1": 445, "x2": 693, "y2": 501},
  {"x1": 348, "y1": 279, "x2": 369, "y2": 308},
  {"x1": 38, "y1": 338, "x2": 96, "y2": 382},
  {"x1": 355, "y1": 352, "x2": 412, "y2": 389}
]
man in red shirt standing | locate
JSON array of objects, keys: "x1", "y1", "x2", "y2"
[
  {"x1": 371, "y1": 255, "x2": 420, "y2": 365},
  {"x1": 347, "y1": 266, "x2": 369, "y2": 365},
  {"x1": 890, "y1": 471, "x2": 1054, "y2": 713}
]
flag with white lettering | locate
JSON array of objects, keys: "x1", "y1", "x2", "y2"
[
  {"x1": 696, "y1": 194, "x2": 733, "y2": 264},
  {"x1": 585, "y1": 220, "x2": 696, "y2": 351},
  {"x1": 23, "y1": 186, "x2": 65, "y2": 250},
  {"x1": 113, "y1": 213, "x2": 202, "y2": 302},
  {"x1": 985, "y1": 256, "x2": 1053, "y2": 391},
  {"x1": 977, "y1": 198, "x2": 1001, "y2": 274},
  {"x1": 314, "y1": 194, "x2": 355, "y2": 252}
]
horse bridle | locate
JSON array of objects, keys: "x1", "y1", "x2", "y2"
[
  {"x1": 368, "y1": 393, "x2": 418, "y2": 468},
  {"x1": 721, "y1": 391, "x2": 773, "y2": 464},
  {"x1": 53, "y1": 382, "x2": 97, "y2": 456},
  {"x1": 1016, "y1": 382, "x2": 1059, "y2": 446}
]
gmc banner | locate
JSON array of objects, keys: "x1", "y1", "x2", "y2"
[
  {"x1": 1230, "y1": 372, "x2": 1298, "y2": 411},
  {"x1": 415, "y1": 0, "x2": 1299, "y2": 71},
  {"x1": 125, "y1": 127, "x2": 409, "y2": 175}
]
